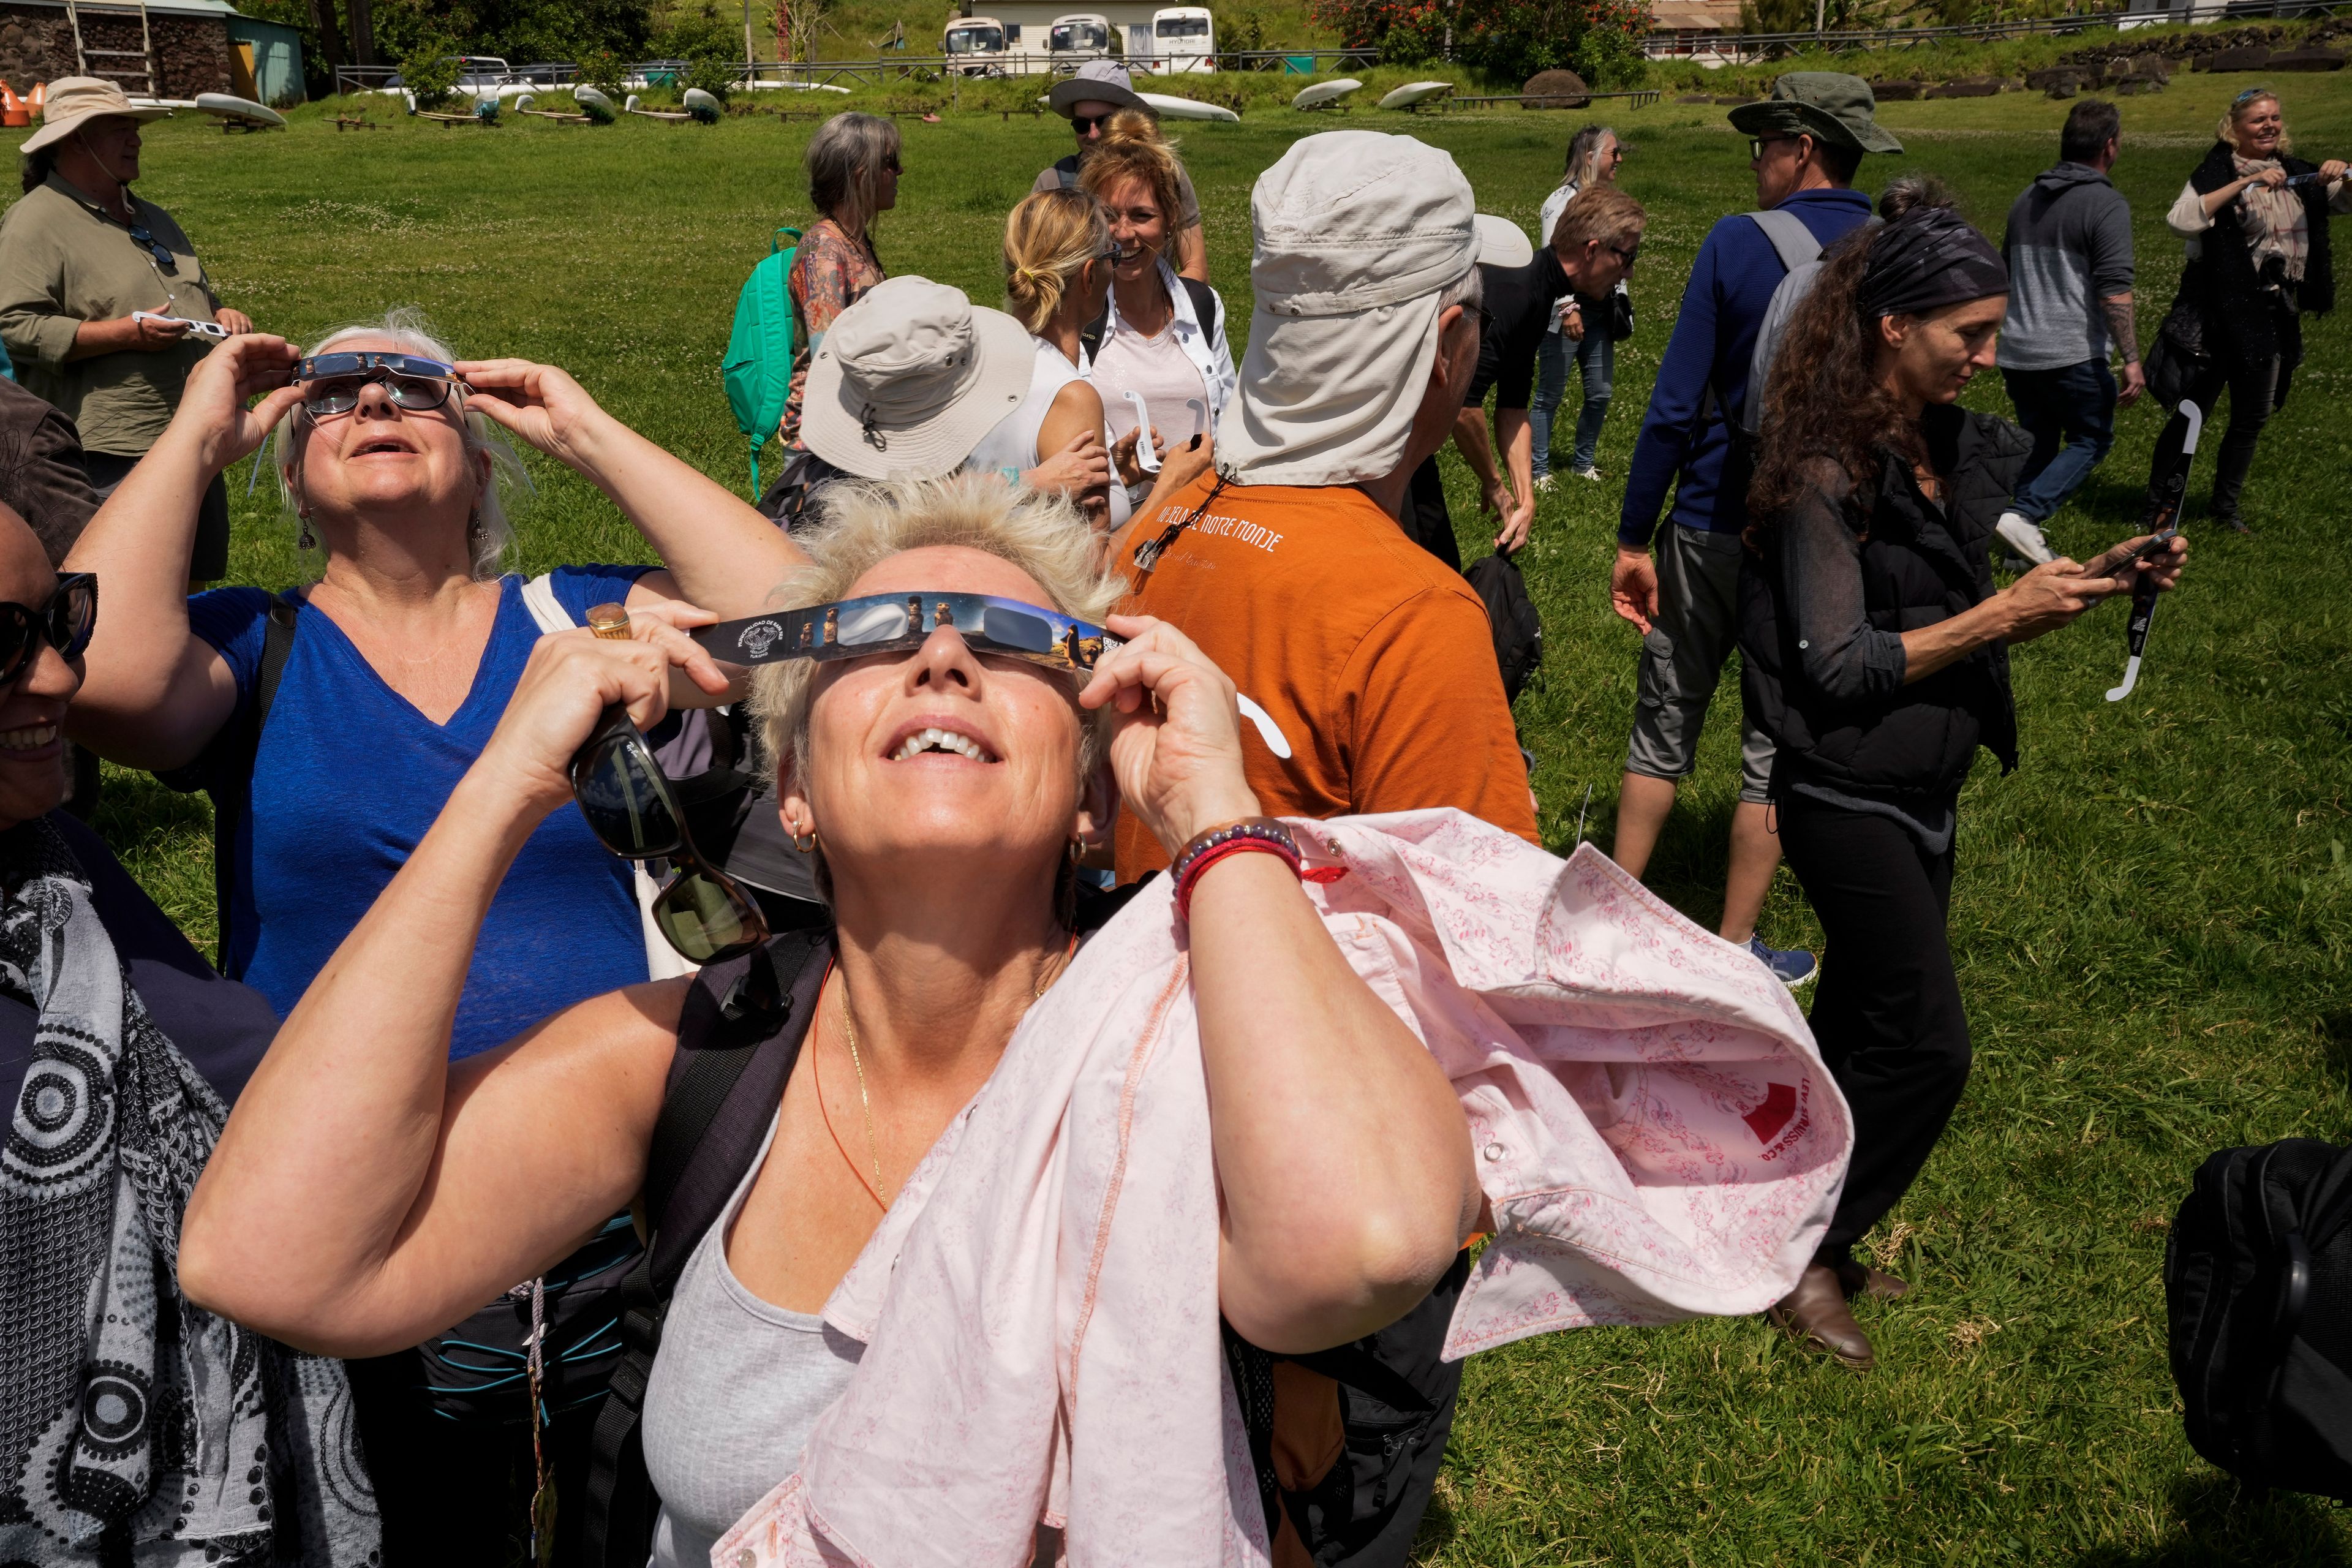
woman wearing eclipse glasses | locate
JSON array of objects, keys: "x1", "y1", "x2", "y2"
[
  {"x1": 61, "y1": 315, "x2": 799, "y2": 1564},
  {"x1": 179, "y1": 472, "x2": 1848, "y2": 1565}
]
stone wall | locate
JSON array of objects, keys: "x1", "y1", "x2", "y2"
[{"x1": 0, "y1": 5, "x2": 232, "y2": 99}]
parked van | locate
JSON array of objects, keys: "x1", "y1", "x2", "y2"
[
  {"x1": 1048, "y1": 12, "x2": 1115, "y2": 67},
  {"x1": 943, "y1": 15, "x2": 1009, "y2": 74},
  {"x1": 1148, "y1": 6, "x2": 1214, "y2": 73}
]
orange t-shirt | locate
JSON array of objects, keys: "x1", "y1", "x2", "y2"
[{"x1": 1113, "y1": 472, "x2": 1540, "y2": 880}]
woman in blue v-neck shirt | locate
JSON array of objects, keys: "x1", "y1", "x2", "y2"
[
  {"x1": 66, "y1": 313, "x2": 799, "y2": 1054},
  {"x1": 59, "y1": 312, "x2": 802, "y2": 1566}
]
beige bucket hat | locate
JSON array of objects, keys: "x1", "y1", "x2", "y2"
[
  {"x1": 23, "y1": 77, "x2": 168, "y2": 156},
  {"x1": 799, "y1": 276, "x2": 1035, "y2": 481}
]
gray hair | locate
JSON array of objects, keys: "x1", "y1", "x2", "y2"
[
  {"x1": 1437, "y1": 263, "x2": 1483, "y2": 320},
  {"x1": 272, "y1": 306, "x2": 530, "y2": 579},
  {"x1": 806, "y1": 111, "x2": 902, "y2": 236},
  {"x1": 752, "y1": 472, "x2": 1124, "y2": 796}
]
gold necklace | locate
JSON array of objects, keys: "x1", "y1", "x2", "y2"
[{"x1": 832, "y1": 935, "x2": 1081, "y2": 1208}]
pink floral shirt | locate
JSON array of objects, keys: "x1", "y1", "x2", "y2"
[{"x1": 780, "y1": 218, "x2": 883, "y2": 450}]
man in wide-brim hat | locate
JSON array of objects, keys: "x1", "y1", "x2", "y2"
[
  {"x1": 0, "y1": 77, "x2": 254, "y2": 584},
  {"x1": 1031, "y1": 59, "x2": 1208, "y2": 282}
]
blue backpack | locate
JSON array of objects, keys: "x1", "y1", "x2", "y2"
[{"x1": 722, "y1": 225, "x2": 801, "y2": 497}]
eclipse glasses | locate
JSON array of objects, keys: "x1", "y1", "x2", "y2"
[
  {"x1": 290, "y1": 352, "x2": 470, "y2": 419},
  {"x1": 692, "y1": 592, "x2": 1119, "y2": 674}
]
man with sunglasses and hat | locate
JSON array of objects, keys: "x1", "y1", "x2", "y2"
[
  {"x1": 1610, "y1": 72, "x2": 1898, "y2": 992},
  {"x1": 1035, "y1": 60, "x2": 1210, "y2": 284},
  {"x1": 0, "y1": 77, "x2": 253, "y2": 586}
]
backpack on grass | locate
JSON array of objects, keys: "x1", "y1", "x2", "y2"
[
  {"x1": 722, "y1": 225, "x2": 802, "y2": 499},
  {"x1": 2164, "y1": 1136, "x2": 2352, "y2": 1502},
  {"x1": 1463, "y1": 551, "x2": 1542, "y2": 704}
]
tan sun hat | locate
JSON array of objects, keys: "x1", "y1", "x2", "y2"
[
  {"x1": 22, "y1": 77, "x2": 168, "y2": 156},
  {"x1": 799, "y1": 276, "x2": 1036, "y2": 481}
]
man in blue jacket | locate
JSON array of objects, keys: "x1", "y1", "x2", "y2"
[{"x1": 1609, "y1": 73, "x2": 1899, "y2": 987}]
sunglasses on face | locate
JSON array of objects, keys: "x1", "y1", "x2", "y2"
[
  {"x1": 571, "y1": 708, "x2": 769, "y2": 965},
  {"x1": 0, "y1": 573, "x2": 97, "y2": 689},
  {"x1": 1608, "y1": 241, "x2": 1641, "y2": 266},
  {"x1": 292, "y1": 352, "x2": 467, "y2": 418},
  {"x1": 693, "y1": 592, "x2": 1120, "y2": 674},
  {"x1": 1072, "y1": 113, "x2": 1111, "y2": 134},
  {"x1": 127, "y1": 223, "x2": 176, "y2": 274}
]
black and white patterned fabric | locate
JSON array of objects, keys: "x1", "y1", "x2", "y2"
[{"x1": 0, "y1": 818, "x2": 377, "y2": 1565}]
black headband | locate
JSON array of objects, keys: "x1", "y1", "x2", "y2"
[{"x1": 1856, "y1": 206, "x2": 2009, "y2": 320}]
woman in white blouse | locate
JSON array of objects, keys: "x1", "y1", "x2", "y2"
[
  {"x1": 2148, "y1": 86, "x2": 2349, "y2": 532},
  {"x1": 1078, "y1": 113, "x2": 1235, "y2": 513}
]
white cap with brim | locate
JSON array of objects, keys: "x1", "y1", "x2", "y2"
[
  {"x1": 799, "y1": 275, "x2": 1037, "y2": 482},
  {"x1": 21, "y1": 77, "x2": 168, "y2": 156},
  {"x1": 1216, "y1": 130, "x2": 1525, "y2": 489}
]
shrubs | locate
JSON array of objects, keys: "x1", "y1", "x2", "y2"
[
  {"x1": 398, "y1": 35, "x2": 462, "y2": 110},
  {"x1": 1309, "y1": 0, "x2": 1648, "y2": 85}
]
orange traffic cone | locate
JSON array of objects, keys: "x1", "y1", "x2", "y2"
[
  {"x1": 28, "y1": 80, "x2": 45, "y2": 118},
  {"x1": 0, "y1": 84, "x2": 24, "y2": 129}
]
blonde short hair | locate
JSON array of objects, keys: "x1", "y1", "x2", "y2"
[
  {"x1": 752, "y1": 473, "x2": 1126, "y2": 793},
  {"x1": 1005, "y1": 187, "x2": 1112, "y2": 334},
  {"x1": 2220, "y1": 89, "x2": 2291, "y2": 154},
  {"x1": 273, "y1": 306, "x2": 530, "y2": 579}
]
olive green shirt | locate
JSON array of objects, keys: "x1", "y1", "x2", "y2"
[{"x1": 0, "y1": 175, "x2": 221, "y2": 455}]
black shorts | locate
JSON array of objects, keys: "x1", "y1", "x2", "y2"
[{"x1": 83, "y1": 450, "x2": 230, "y2": 582}]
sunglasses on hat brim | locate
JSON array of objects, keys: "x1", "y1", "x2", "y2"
[
  {"x1": 570, "y1": 707, "x2": 769, "y2": 965},
  {"x1": 693, "y1": 592, "x2": 1120, "y2": 674}
]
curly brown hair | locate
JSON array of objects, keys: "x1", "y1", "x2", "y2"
[{"x1": 1746, "y1": 176, "x2": 1956, "y2": 530}]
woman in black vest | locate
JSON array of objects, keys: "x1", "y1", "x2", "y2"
[
  {"x1": 2147, "y1": 88, "x2": 2350, "y2": 532},
  {"x1": 1740, "y1": 187, "x2": 2187, "y2": 1368}
]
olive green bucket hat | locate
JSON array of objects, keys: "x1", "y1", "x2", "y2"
[{"x1": 1728, "y1": 71, "x2": 1904, "y2": 156}]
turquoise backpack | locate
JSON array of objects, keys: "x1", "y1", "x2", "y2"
[{"x1": 722, "y1": 225, "x2": 802, "y2": 497}]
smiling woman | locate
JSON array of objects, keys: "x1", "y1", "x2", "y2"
[{"x1": 56, "y1": 308, "x2": 803, "y2": 1566}]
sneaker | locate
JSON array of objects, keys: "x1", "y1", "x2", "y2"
[
  {"x1": 1570, "y1": 464, "x2": 1602, "y2": 482},
  {"x1": 1993, "y1": 511, "x2": 2054, "y2": 565},
  {"x1": 2216, "y1": 511, "x2": 2252, "y2": 535},
  {"x1": 1747, "y1": 933, "x2": 1819, "y2": 988},
  {"x1": 1532, "y1": 473, "x2": 1555, "y2": 492}
]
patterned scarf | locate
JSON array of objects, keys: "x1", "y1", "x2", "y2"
[
  {"x1": 0, "y1": 818, "x2": 377, "y2": 1566},
  {"x1": 2232, "y1": 153, "x2": 2309, "y2": 284}
]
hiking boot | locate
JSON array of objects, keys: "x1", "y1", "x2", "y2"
[
  {"x1": 1994, "y1": 511, "x2": 2055, "y2": 565},
  {"x1": 1834, "y1": 1259, "x2": 1911, "y2": 1301},
  {"x1": 1766, "y1": 1264, "x2": 1875, "y2": 1368},
  {"x1": 1746, "y1": 934, "x2": 1819, "y2": 989}
]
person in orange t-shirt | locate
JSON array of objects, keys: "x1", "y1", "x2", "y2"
[{"x1": 1113, "y1": 131, "x2": 1538, "y2": 885}]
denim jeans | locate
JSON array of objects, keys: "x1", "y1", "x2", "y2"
[
  {"x1": 2002, "y1": 358, "x2": 2116, "y2": 523},
  {"x1": 1530, "y1": 324, "x2": 1616, "y2": 477}
]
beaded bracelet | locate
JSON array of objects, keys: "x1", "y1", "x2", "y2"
[{"x1": 1170, "y1": 816, "x2": 1302, "y2": 920}]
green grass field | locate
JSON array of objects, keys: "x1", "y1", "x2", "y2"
[{"x1": 39, "y1": 69, "x2": 2352, "y2": 1563}]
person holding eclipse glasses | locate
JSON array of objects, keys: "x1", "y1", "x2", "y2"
[
  {"x1": 61, "y1": 315, "x2": 800, "y2": 1566},
  {"x1": 175, "y1": 472, "x2": 1491, "y2": 1568}
]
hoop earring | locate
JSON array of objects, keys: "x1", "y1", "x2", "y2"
[
  {"x1": 1067, "y1": 837, "x2": 1084, "y2": 865},
  {"x1": 791, "y1": 824, "x2": 818, "y2": 854}
]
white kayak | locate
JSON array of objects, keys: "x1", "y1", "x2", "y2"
[
  {"x1": 1378, "y1": 80, "x2": 1454, "y2": 110},
  {"x1": 1137, "y1": 90, "x2": 1237, "y2": 121},
  {"x1": 1292, "y1": 78, "x2": 1361, "y2": 109},
  {"x1": 573, "y1": 84, "x2": 618, "y2": 112}
]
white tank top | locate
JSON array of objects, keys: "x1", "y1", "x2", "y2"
[{"x1": 965, "y1": 338, "x2": 1131, "y2": 528}]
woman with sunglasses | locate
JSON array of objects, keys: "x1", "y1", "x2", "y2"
[
  {"x1": 775, "y1": 112, "x2": 899, "y2": 464},
  {"x1": 0, "y1": 506, "x2": 380, "y2": 1564},
  {"x1": 62, "y1": 318, "x2": 799, "y2": 1564},
  {"x1": 2146, "y1": 86, "x2": 2351, "y2": 533},
  {"x1": 0, "y1": 77, "x2": 257, "y2": 586},
  {"x1": 178, "y1": 474, "x2": 1484, "y2": 1568}
]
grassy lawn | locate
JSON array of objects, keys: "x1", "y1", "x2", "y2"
[{"x1": 39, "y1": 70, "x2": 2352, "y2": 1562}]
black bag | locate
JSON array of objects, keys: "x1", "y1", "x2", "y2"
[
  {"x1": 2146, "y1": 285, "x2": 2216, "y2": 414},
  {"x1": 1605, "y1": 287, "x2": 1634, "y2": 343},
  {"x1": 2164, "y1": 1136, "x2": 2352, "y2": 1502},
  {"x1": 1463, "y1": 551, "x2": 1542, "y2": 704}
]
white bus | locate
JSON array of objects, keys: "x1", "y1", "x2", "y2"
[
  {"x1": 942, "y1": 15, "x2": 1009, "y2": 74},
  {"x1": 1048, "y1": 12, "x2": 1115, "y2": 66},
  {"x1": 1147, "y1": 6, "x2": 1215, "y2": 73}
]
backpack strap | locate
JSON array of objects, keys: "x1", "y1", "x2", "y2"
[
  {"x1": 1745, "y1": 208, "x2": 1825, "y2": 273},
  {"x1": 1180, "y1": 275, "x2": 1222, "y2": 347},
  {"x1": 582, "y1": 931, "x2": 832, "y2": 1567},
  {"x1": 208, "y1": 593, "x2": 300, "y2": 974}
]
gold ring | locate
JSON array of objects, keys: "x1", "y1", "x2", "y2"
[{"x1": 587, "y1": 602, "x2": 632, "y2": 641}]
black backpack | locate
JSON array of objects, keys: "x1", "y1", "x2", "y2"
[
  {"x1": 1463, "y1": 551, "x2": 1542, "y2": 704},
  {"x1": 2164, "y1": 1136, "x2": 2352, "y2": 1501}
]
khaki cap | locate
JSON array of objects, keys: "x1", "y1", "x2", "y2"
[
  {"x1": 21, "y1": 76, "x2": 168, "y2": 156},
  {"x1": 798, "y1": 276, "x2": 1035, "y2": 481},
  {"x1": 1728, "y1": 72, "x2": 1903, "y2": 156}
]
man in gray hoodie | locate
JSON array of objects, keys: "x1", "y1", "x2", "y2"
[{"x1": 1993, "y1": 98, "x2": 2143, "y2": 564}]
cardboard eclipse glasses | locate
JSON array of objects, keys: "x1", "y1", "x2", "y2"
[{"x1": 693, "y1": 592, "x2": 1119, "y2": 674}]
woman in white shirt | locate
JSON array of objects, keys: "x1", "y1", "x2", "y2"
[
  {"x1": 1079, "y1": 114, "x2": 1234, "y2": 511},
  {"x1": 1532, "y1": 124, "x2": 1626, "y2": 488}
]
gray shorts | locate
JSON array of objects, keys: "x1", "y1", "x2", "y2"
[{"x1": 1624, "y1": 523, "x2": 1773, "y2": 804}]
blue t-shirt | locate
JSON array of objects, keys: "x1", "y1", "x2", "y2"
[{"x1": 174, "y1": 567, "x2": 655, "y2": 1060}]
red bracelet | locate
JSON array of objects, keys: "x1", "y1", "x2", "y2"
[{"x1": 1170, "y1": 817, "x2": 1301, "y2": 920}]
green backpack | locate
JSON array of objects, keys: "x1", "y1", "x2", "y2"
[{"x1": 722, "y1": 225, "x2": 802, "y2": 498}]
